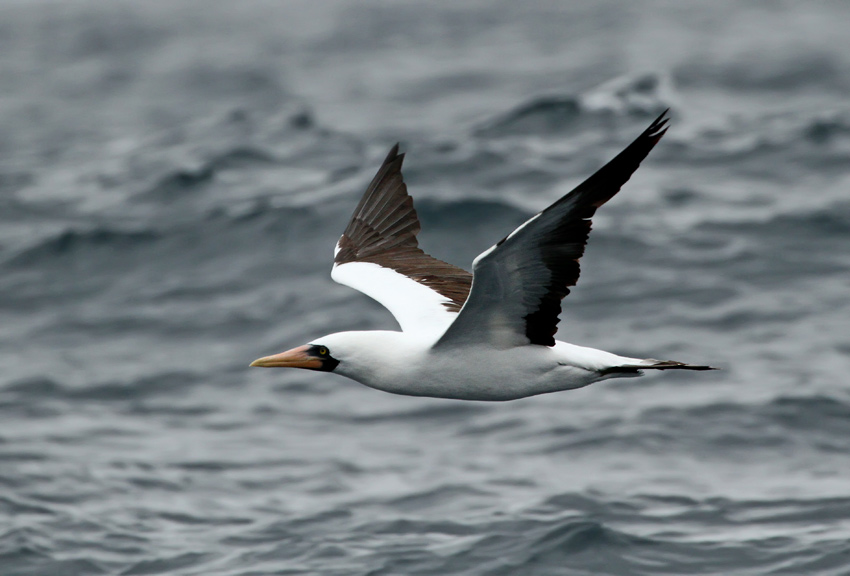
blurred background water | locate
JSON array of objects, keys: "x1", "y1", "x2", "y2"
[{"x1": 2, "y1": 1, "x2": 850, "y2": 574}]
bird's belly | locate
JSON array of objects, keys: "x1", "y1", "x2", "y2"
[{"x1": 371, "y1": 347, "x2": 602, "y2": 401}]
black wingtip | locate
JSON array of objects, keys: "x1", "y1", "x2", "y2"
[
  {"x1": 645, "y1": 109, "x2": 670, "y2": 139},
  {"x1": 382, "y1": 143, "x2": 403, "y2": 167}
]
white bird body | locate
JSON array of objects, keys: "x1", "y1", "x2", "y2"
[
  {"x1": 251, "y1": 111, "x2": 715, "y2": 400},
  {"x1": 315, "y1": 331, "x2": 645, "y2": 401}
]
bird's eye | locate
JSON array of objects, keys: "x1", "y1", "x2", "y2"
[{"x1": 318, "y1": 346, "x2": 328, "y2": 356}]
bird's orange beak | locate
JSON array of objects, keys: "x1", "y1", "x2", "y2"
[{"x1": 250, "y1": 345, "x2": 323, "y2": 369}]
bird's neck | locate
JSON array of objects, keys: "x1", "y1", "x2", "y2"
[{"x1": 328, "y1": 330, "x2": 431, "y2": 392}]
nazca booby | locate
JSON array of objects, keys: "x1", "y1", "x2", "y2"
[{"x1": 251, "y1": 112, "x2": 714, "y2": 400}]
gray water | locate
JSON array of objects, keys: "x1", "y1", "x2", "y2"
[{"x1": 3, "y1": 2, "x2": 850, "y2": 574}]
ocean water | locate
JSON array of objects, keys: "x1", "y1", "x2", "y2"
[{"x1": 2, "y1": 1, "x2": 850, "y2": 574}]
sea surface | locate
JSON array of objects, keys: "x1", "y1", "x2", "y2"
[{"x1": 2, "y1": 2, "x2": 850, "y2": 575}]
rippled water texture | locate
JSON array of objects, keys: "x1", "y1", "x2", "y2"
[{"x1": 3, "y1": 1, "x2": 850, "y2": 574}]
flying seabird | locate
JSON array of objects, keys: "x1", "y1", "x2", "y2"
[{"x1": 251, "y1": 112, "x2": 714, "y2": 400}]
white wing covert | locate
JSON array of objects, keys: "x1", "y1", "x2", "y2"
[{"x1": 332, "y1": 145, "x2": 472, "y2": 335}]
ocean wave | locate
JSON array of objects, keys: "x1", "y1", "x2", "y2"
[
  {"x1": 6, "y1": 227, "x2": 159, "y2": 268},
  {"x1": 138, "y1": 146, "x2": 278, "y2": 204},
  {"x1": 120, "y1": 552, "x2": 212, "y2": 576},
  {"x1": 528, "y1": 520, "x2": 640, "y2": 554},
  {"x1": 321, "y1": 403, "x2": 488, "y2": 426},
  {"x1": 2, "y1": 372, "x2": 202, "y2": 402},
  {"x1": 0, "y1": 552, "x2": 106, "y2": 576},
  {"x1": 675, "y1": 50, "x2": 847, "y2": 92},
  {"x1": 367, "y1": 518, "x2": 476, "y2": 536},
  {"x1": 1, "y1": 198, "x2": 337, "y2": 274},
  {"x1": 642, "y1": 395, "x2": 850, "y2": 450},
  {"x1": 475, "y1": 73, "x2": 673, "y2": 137},
  {"x1": 422, "y1": 518, "x2": 652, "y2": 576},
  {"x1": 529, "y1": 394, "x2": 850, "y2": 457},
  {"x1": 662, "y1": 111, "x2": 850, "y2": 170},
  {"x1": 692, "y1": 205, "x2": 850, "y2": 282},
  {"x1": 0, "y1": 495, "x2": 53, "y2": 517},
  {"x1": 415, "y1": 197, "x2": 531, "y2": 232},
  {"x1": 709, "y1": 204, "x2": 850, "y2": 238}
]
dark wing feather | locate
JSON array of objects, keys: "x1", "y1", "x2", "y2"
[
  {"x1": 334, "y1": 145, "x2": 472, "y2": 312},
  {"x1": 436, "y1": 111, "x2": 669, "y2": 348}
]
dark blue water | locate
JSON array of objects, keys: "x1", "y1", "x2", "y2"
[{"x1": 3, "y1": 2, "x2": 850, "y2": 574}]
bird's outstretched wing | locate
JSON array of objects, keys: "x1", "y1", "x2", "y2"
[
  {"x1": 436, "y1": 111, "x2": 669, "y2": 349},
  {"x1": 332, "y1": 145, "x2": 472, "y2": 334}
]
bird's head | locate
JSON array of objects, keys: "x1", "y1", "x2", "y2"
[
  {"x1": 250, "y1": 340, "x2": 341, "y2": 372},
  {"x1": 249, "y1": 331, "x2": 411, "y2": 383},
  {"x1": 250, "y1": 331, "x2": 393, "y2": 373}
]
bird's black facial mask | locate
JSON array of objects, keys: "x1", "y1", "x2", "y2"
[{"x1": 308, "y1": 344, "x2": 340, "y2": 372}]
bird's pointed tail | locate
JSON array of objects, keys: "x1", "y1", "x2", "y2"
[{"x1": 624, "y1": 359, "x2": 717, "y2": 371}]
